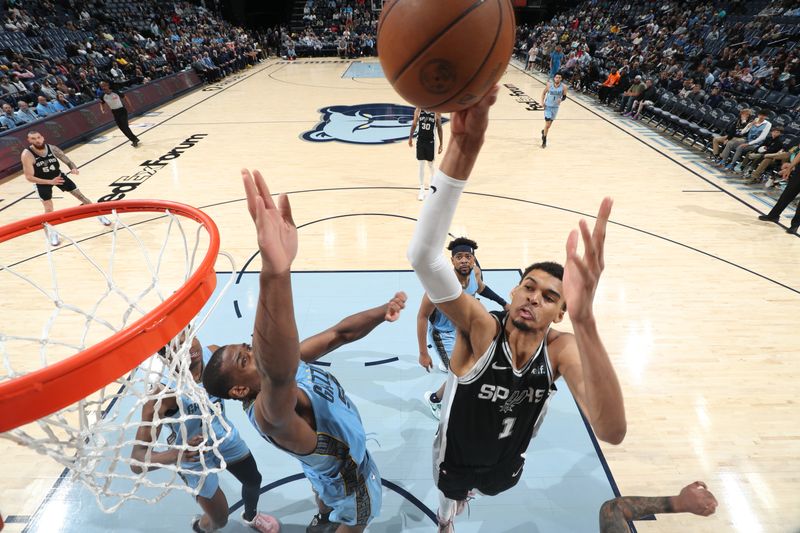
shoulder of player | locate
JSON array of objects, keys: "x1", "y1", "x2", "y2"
[{"x1": 545, "y1": 328, "x2": 576, "y2": 360}]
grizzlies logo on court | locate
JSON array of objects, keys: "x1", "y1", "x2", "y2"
[{"x1": 302, "y1": 103, "x2": 447, "y2": 145}]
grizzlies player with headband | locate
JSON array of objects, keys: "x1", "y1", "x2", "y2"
[
  {"x1": 130, "y1": 333, "x2": 279, "y2": 533},
  {"x1": 203, "y1": 170, "x2": 407, "y2": 533},
  {"x1": 540, "y1": 72, "x2": 568, "y2": 148},
  {"x1": 20, "y1": 130, "x2": 111, "y2": 246},
  {"x1": 409, "y1": 107, "x2": 443, "y2": 201},
  {"x1": 417, "y1": 237, "x2": 509, "y2": 419},
  {"x1": 407, "y1": 86, "x2": 626, "y2": 532}
]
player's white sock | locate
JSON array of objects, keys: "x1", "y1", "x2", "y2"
[
  {"x1": 427, "y1": 161, "x2": 434, "y2": 181},
  {"x1": 438, "y1": 492, "x2": 458, "y2": 524}
]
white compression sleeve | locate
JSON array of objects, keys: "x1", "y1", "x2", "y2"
[
  {"x1": 418, "y1": 161, "x2": 425, "y2": 188},
  {"x1": 407, "y1": 169, "x2": 465, "y2": 303}
]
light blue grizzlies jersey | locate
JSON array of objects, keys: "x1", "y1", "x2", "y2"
[
  {"x1": 544, "y1": 82, "x2": 565, "y2": 108},
  {"x1": 429, "y1": 269, "x2": 480, "y2": 333},
  {"x1": 161, "y1": 346, "x2": 242, "y2": 452},
  {"x1": 246, "y1": 361, "x2": 379, "y2": 525}
]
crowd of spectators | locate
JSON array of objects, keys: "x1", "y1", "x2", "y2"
[
  {"x1": 286, "y1": 0, "x2": 377, "y2": 59},
  {"x1": 0, "y1": 0, "x2": 265, "y2": 132},
  {"x1": 516, "y1": 0, "x2": 800, "y2": 189}
]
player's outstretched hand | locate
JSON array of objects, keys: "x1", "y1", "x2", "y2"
[
  {"x1": 242, "y1": 168, "x2": 297, "y2": 275},
  {"x1": 563, "y1": 197, "x2": 612, "y2": 324},
  {"x1": 449, "y1": 85, "x2": 499, "y2": 149},
  {"x1": 384, "y1": 291, "x2": 407, "y2": 322},
  {"x1": 419, "y1": 352, "x2": 433, "y2": 373},
  {"x1": 675, "y1": 481, "x2": 718, "y2": 517}
]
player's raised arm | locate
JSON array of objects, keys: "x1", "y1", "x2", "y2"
[
  {"x1": 407, "y1": 87, "x2": 499, "y2": 355},
  {"x1": 299, "y1": 292, "x2": 407, "y2": 362},
  {"x1": 241, "y1": 169, "x2": 314, "y2": 450},
  {"x1": 553, "y1": 198, "x2": 626, "y2": 444}
]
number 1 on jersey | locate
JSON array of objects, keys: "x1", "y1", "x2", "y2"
[{"x1": 499, "y1": 417, "x2": 516, "y2": 439}]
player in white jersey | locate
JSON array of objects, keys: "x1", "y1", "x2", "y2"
[
  {"x1": 540, "y1": 73, "x2": 568, "y2": 148},
  {"x1": 131, "y1": 335, "x2": 278, "y2": 533}
]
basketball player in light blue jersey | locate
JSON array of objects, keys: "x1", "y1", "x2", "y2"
[
  {"x1": 203, "y1": 168, "x2": 407, "y2": 533},
  {"x1": 131, "y1": 335, "x2": 279, "y2": 533},
  {"x1": 540, "y1": 72, "x2": 568, "y2": 148},
  {"x1": 416, "y1": 237, "x2": 508, "y2": 419}
]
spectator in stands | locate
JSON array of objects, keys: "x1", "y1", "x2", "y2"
[
  {"x1": 0, "y1": 76, "x2": 16, "y2": 97},
  {"x1": 598, "y1": 67, "x2": 621, "y2": 105},
  {"x1": 526, "y1": 44, "x2": 538, "y2": 71},
  {"x1": 39, "y1": 80, "x2": 58, "y2": 101},
  {"x1": 706, "y1": 85, "x2": 723, "y2": 108},
  {"x1": 286, "y1": 38, "x2": 297, "y2": 60},
  {"x1": 52, "y1": 92, "x2": 74, "y2": 112},
  {"x1": 718, "y1": 109, "x2": 772, "y2": 172},
  {"x1": 6, "y1": 74, "x2": 28, "y2": 96},
  {"x1": 711, "y1": 108, "x2": 753, "y2": 162},
  {"x1": 35, "y1": 96, "x2": 55, "y2": 117},
  {"x1": 630, "y1": 79, "x2": 657, "y2": 120},
  {"x1": 0, "y1": 103, "x2": 21, "y2": 130},
  {"x1": 617, "y1": 75, "x2": 645, "y2": 114},
  {"x1": 744, "y1": 128, "x2": 793, "y2": 184},
  {"x1": 15, "y1": 100, "x2": 39, "y2": 124}
]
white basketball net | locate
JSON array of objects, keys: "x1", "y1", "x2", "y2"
[{"x1": 0, "y1": 208, "x2": 236, "y2": 512}]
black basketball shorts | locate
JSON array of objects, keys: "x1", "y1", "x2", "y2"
[
  {"x1": 416, "y1": 140, "x2": 434, "y2": 162},
  {"x1": 436, "y1": 454, "x2": 525, "y2": 501},
  {"x1": 36, "y1": 174, "x2": 77, "y2": 201}
]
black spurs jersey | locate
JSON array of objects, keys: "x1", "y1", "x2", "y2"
[
  {"x1": 435, "y1": 311, "x2": 557, "y2": 468},
  {"x1": 28, "y1": 145, "x2": 62, "y2": 181},
  {"x1": 417, "y1": 110, "x2": 436, "y2": 144}
]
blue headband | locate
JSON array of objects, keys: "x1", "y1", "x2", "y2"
[{"x1": 451, "y1": 244, "x2": 474, "y2": 256}]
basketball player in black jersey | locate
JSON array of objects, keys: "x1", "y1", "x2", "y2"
[
  {"x1": 408, "y1": 108, "x2": 443, "y2": 201},
  {"x1": 21, "y1": 131, "x2": 111, "y2": 246},
  {"x1": 407, "y1": 86, "x2": 626, "y2": 532}
]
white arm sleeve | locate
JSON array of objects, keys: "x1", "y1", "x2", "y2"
[{"x1": 407, "y1": 169, "x2": 465, "y2": 304}]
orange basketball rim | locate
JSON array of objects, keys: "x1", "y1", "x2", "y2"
[{"x1": 0, "y1": 200, "x2": 220, "y2": 433}]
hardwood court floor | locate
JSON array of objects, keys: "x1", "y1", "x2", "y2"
[{"x1": 1, "y1": 59, "x2": 799, "y2": 532}]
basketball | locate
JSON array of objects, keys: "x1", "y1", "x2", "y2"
[{"x1": 377, "y1": 0, "x2": 516, "y2": 112}]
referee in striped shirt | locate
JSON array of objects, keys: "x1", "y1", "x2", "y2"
[{"x1": 99, "y1": 81, "x2": 140, "y2": 147}]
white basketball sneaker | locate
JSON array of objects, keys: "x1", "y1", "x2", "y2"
[
  {"x1": 418, "y1": 188, "x2": 426, "y2": 201},
  {"x1": 97, "y1": 215, "x2": 112, "y2": 226},
  {"x1": 425, "y1": 390, "x2": 442, "y2": 420},
  {"x1": 242, "y1": 511, "x2": 280, "y2": 533},
  {"x1": 48, "y1": 229, "x2": 60, "y2": 246}
]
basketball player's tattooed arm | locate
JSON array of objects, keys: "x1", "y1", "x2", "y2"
[
  {"x1": 130, "y1": 391, "x2": 202, "y2": 473},
  {"x1": 408, "y1": 108, "x2": 420, "y2": 146},
  {"x1": 416, "y1": 294, "x2": 436, "y2": 372},
  {"x1": 555, "y1": 198, "x2": 627, "y2": 444},
  {"x1": 242, "y1": 168, "x2": 317, "y2": 454},
  {"x1": 299, "y1": 292, "x2": 407, "y2": 363},
  {"x1": 599, "y1": 482, "x2": 717, "y2": 533},
  {"x1": 20, "y1": 150, "x2": 63, "y2": 185},
  {"x1": 50, "y1": 145, "x2": 78, "y2": 174}
]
